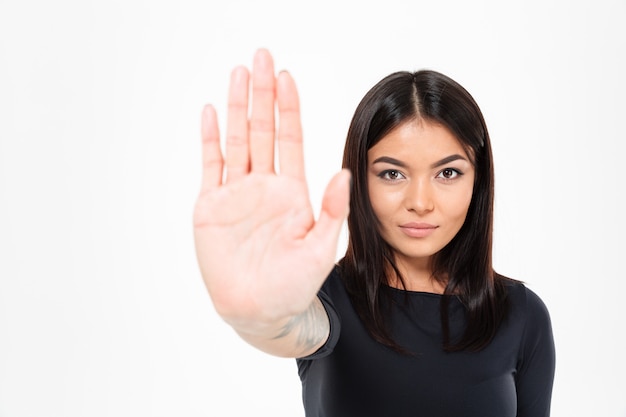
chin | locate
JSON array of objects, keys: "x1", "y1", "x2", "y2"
[{"x1": 394, "y1": 248, "x2": 439, "y2": 262}]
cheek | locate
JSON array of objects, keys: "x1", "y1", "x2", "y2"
[
  {"x1": 368, "y1": 189, "x2": 386, "y2": 220},
  {"x1": 368, "y1": 185, "x2": 402, "y2": 220},
  {"x1": 438, "y1": 183, "x2": 474, "y2": 223},
  {"x1": 451, "y1": 189, "x2": 474, "y2": 222}
]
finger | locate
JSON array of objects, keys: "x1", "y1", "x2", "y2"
[
  {"x1": 276, "y1": 70, "x2": 305, "y2": 180},
  {"x1": 200, "y1": 105, "x2": 224, "y2": 191},
  {"x1": 249, "y1": 48, "x2": 277, "y2": 173},
  {"x1": 306, "y1": 169, "x2": 351, "y2": 256},
  {"x1": 225, "y1": 65, "x2": 250, "y2": 182}
]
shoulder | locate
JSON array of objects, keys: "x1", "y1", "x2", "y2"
[
  {"x1": 321, "y1": 264, "x2": 345, "y2": 290},
  {"x1": 500, "y1": 275, "x2": 552, "y2": 324},
  {"x1": 499, "y1": 275, "x2": 555, "y2": 360},
  {"x1": 498, "y1": 277, "x2": 556, "y2": 414}
]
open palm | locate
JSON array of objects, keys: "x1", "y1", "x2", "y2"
[{"x1": 193, "y1": 49, "x2": 350, "y2": 332}]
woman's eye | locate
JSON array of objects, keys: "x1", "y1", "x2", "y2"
[
  {"x1": 438, "y1": 168, "x2": 461, "y2": 180},
  {"x1": 380, "y1": 170, "x2": 404, "y2": 181}
]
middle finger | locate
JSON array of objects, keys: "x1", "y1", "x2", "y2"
[{"x1": 249, "y1": 48, "x2": 277, "y2": 174}]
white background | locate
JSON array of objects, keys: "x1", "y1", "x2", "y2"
[{"x1": 1, "y1": 0, "x2": 625, "y2": 416}]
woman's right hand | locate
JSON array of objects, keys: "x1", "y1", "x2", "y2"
[{"x1": 193, "y1": 49, "x2": 350, "y2": 355}]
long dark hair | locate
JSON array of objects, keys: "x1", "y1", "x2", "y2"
[{"x1": 339, "y1": 69, "x2": 509, "y2": 352}]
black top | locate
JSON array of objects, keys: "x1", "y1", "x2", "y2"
[{"x1": 296, "y1": 266, "x2": 555, "y2": 417}]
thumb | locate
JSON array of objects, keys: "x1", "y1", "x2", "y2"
[{"x1": 306, "y1": 169, "x2": 351, "y2": 253}]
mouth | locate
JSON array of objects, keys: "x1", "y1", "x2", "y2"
[{"x1": 399, "y1": 222, "x2": 438, "y2": 238}]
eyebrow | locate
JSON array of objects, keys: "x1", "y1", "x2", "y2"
[
  {"x1": 430, "y1": 154, "x2": 469, "y2": 168},
  {"x1": 371, "y1": 156, "x2": 408, "y2": 168},
  {"x1": 372, "y1": 154, "x2": 469, "y2": 169}
]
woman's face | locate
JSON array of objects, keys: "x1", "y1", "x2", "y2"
[{"x1": 367, "y1": 119, "x2": 475, "y2": 265}]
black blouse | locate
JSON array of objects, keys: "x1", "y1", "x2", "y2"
[{"x1": 297, "y1": 266, "x2": 555, "y2": 417}]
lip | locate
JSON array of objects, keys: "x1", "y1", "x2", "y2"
[{"x1": 399, "y1": 222, "x2": 438, "y2": 238}]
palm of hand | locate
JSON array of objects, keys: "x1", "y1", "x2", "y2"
[
  {"x1": 196, "y1": 174, "x2": 317, "y2": 321},
  {"x1": 193, "y1": 50, "x2": 350, "y2": 327}
]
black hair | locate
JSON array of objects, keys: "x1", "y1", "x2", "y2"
[{"x1": 339, "y1": 70, "x2": 509, "y2": 352}]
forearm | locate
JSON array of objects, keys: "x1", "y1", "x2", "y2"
[{"x1": 234, "y1": 297, "x2": 330, "y2": 358}]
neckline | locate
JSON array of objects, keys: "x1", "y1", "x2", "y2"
[{"x1": 382, "y1": 283, "x2": 446, "y2": 297}]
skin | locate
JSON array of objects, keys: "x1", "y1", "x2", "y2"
[
  {"x1": 193, "y1": 49, "x2": 350, "y2": 358},
  {"x1": 367, "y1": 120, "x2": 475, "y2": 293},
  {"x1": 193, "y1": 49, "x2": 474, "y2": 356}
]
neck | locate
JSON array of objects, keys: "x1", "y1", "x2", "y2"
[{"x1": 386, "y1": 257, "x2": 446, "y2": 294}]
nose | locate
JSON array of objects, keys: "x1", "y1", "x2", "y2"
[{"x1": 405, "y1": 178, "x2": 434, "y2": 214}]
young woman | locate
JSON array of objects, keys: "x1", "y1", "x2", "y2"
[{"x1": 193, "y1": 49, "x2": 555, "y2": 417}]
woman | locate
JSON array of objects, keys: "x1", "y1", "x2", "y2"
[{"x1": 193, "y1": 49, "x2": 555, "y2": 416}]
